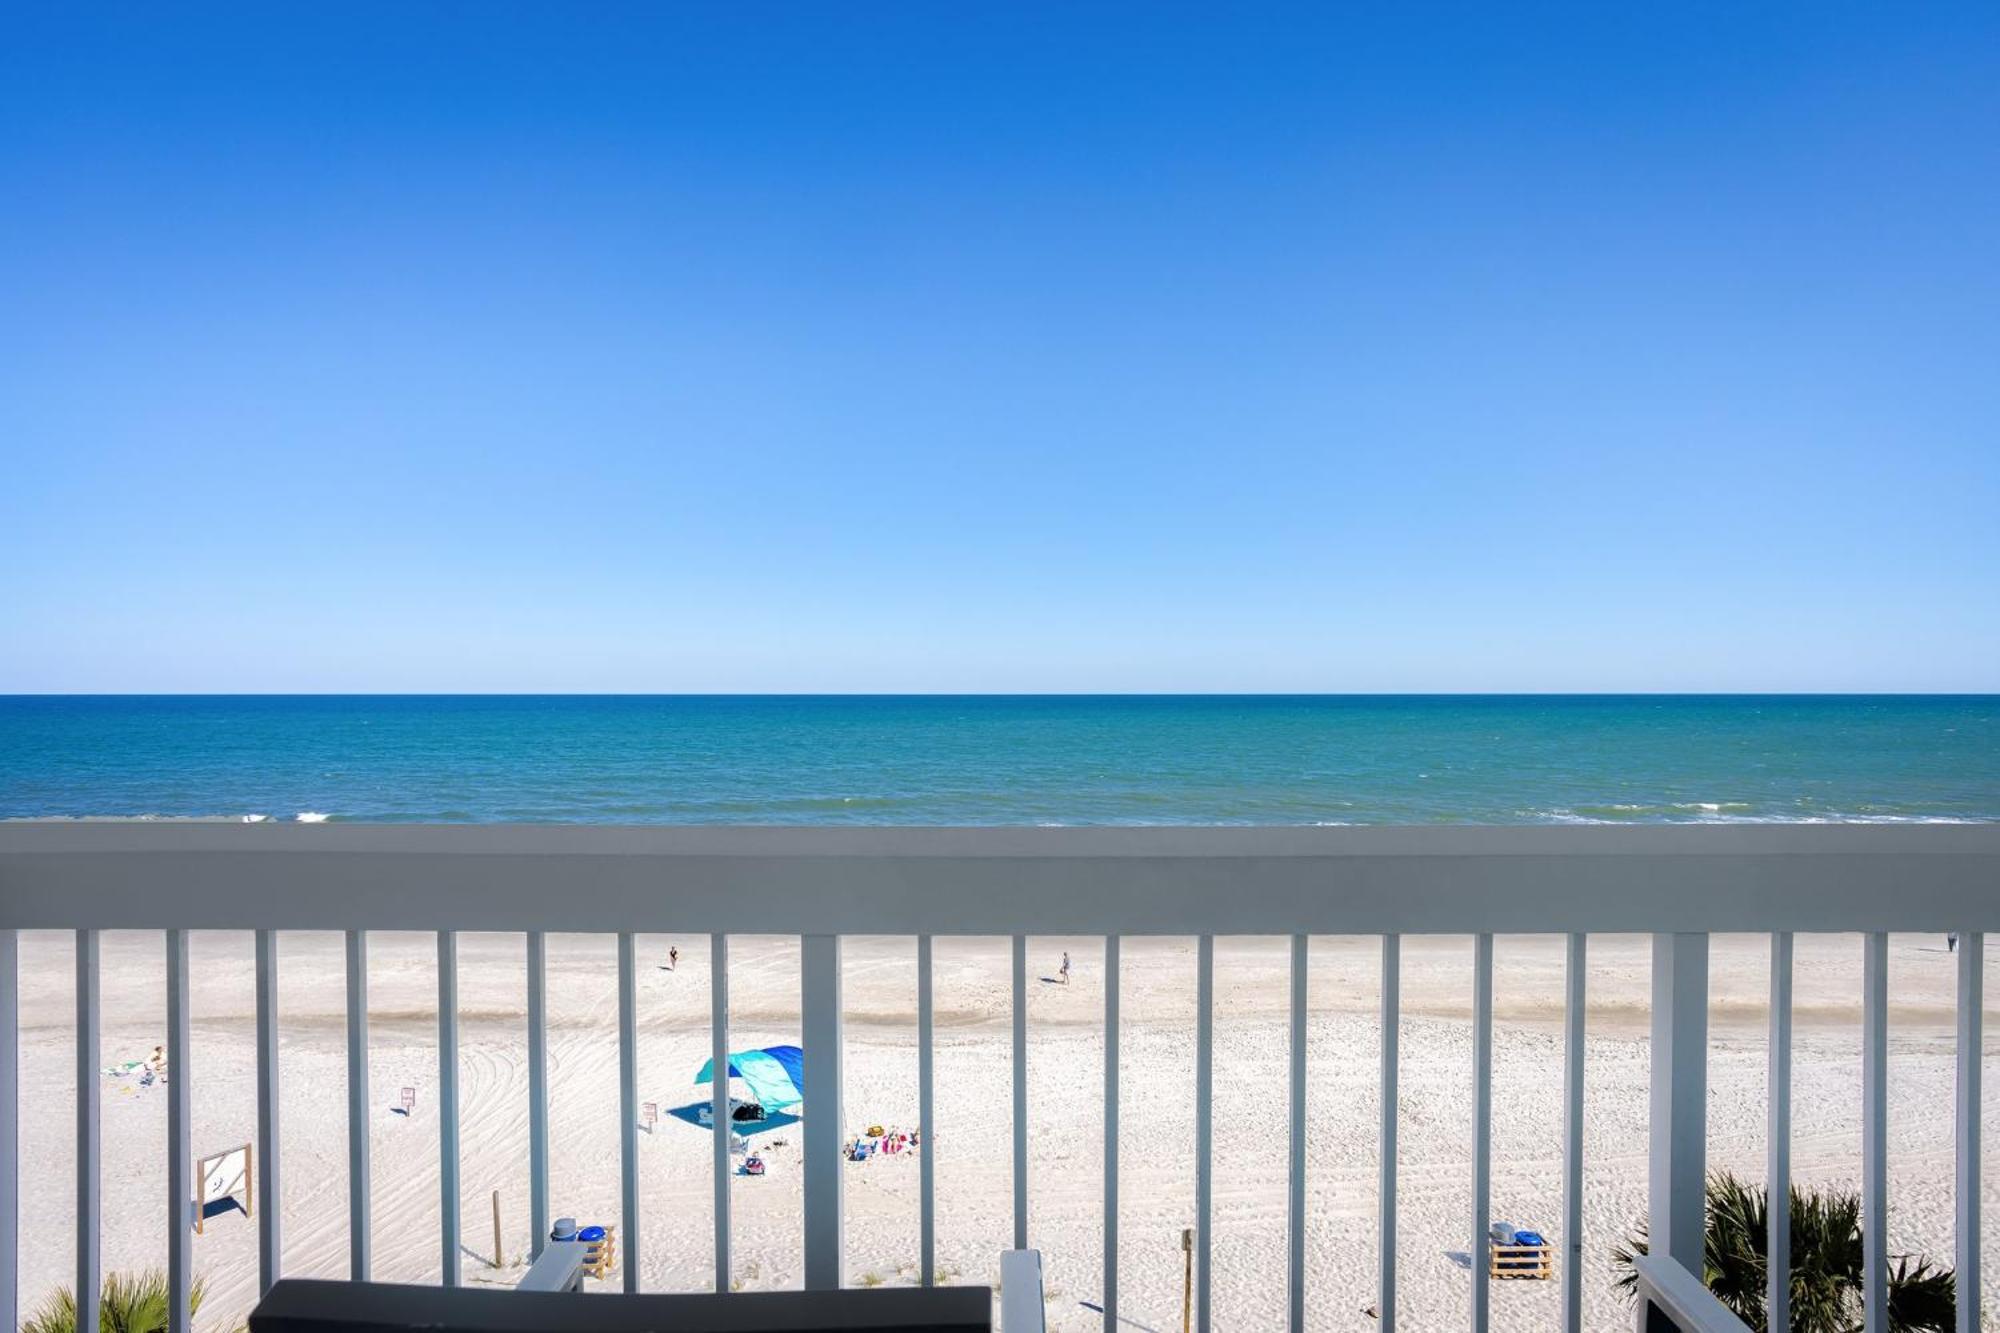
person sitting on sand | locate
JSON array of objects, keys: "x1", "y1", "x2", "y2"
[{"x1": 147, "y1": 1045, "x2": 168, "y2": 1077}]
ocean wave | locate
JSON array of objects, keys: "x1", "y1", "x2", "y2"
[
  {"x1": 1532, "y1": 806, "x2": 1987, "y2": 826},
  {"x1": 0, "y1": 813, "x2": 277, "y2": 823},
  {"x1": 0, "y1": 811, "x2": 338, "y2": 824}
]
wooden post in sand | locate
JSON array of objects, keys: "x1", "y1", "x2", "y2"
[
  {"x1": 491, "y1": 1189, "x2": 503, "y2": 1268},
  {"x1": 1181, "y1": 1227, "x2": 1193, "y2": 1333}
]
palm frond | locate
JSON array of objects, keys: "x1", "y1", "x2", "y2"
[
  {"x1": 1611, "y1": 1172, "x2": 1953, "y2": 1333},
  {"x1": 21, "y1": 1269, "x2": 204, "y2": 1333}
]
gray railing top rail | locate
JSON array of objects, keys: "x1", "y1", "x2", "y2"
[
  {"x1": 1631, "y1": 1255, "x2": 1756, "y2": 1333},
  {"x1": 3, "y1": 822, "x2": 1997, "y2": 934}
]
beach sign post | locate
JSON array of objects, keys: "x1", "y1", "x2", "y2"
[
  {"x1": 194, "y1": 1142, "x2": 253, "y2": 1235},
  {"x1": 1181, "y1": 1227, "x2": 1194, "y2": 1333},
  {"x1": 401, "y1": 1085, "x2": 416, "y2": 1115},
  {"x1": 642, "y1": 1101, "x2": 657, "y2": 1133}
]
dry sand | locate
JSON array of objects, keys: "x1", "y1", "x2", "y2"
[{"x1": 12, "y1": 931, "x2": 1997, "y2": 1331}]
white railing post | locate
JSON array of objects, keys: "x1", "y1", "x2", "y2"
[
  {"x1": 77, "y1": 928, "x2": 101, "y2": 1333},
  {"x1": 166, "y1": 931, "x2": 192, "y2": 1333},
  {"x1": 1472, "y1": 934, "x2": 1493, "y2": 1333},
  {"x1": 527, "y1": 932, "x2": 549, "y2": 1260},
  {"x1": 345, "y1": 930, "x2": 371, "y2": 1279},
  {"x1": 1647, "y1": 932, "x2": 1709, "y2": 1332},
  {"x1": 1195, "y1": 934, "x2": 1214, "y2": 1333},
  {"x1": 1104, "y1": 935, "x2": 1120, "y2": 1330},
  {"x1": 1013, "y1": 933, "x2": 1029, "y2": 1252},
  {"x1": 1380, "y1": 933, "x2": 1399, "y2": 1333},
  {"x1": 1955, "y1": 931, "x2": 1982, "y2": 1333},
  {"x1": 1001, "y1": 1249, "x2": 1048, "y2": 1333},
  {"x1": 917, "y1": 934, "x2": 935, "y2": 1288},
  {"x1": 802, "y1": 933, "x2": 844, "y2": 1290},
  {"x1": 711, "y1": 933, "x2": 732, "y2": 1292},
  {"x1": 1562, "y1": 933, "x2": 1586, "y2": 1333},
  {"x1": 1768, "y1": 932, "x2": 1792, "y2": 1333},
  {"x1": 618, "y1": 931, "x2": 640, "y2": 1293},
  {"x1": 1288, "y1": 933, "x2": 1307, "y2": 1333},
  {"x1": 255, "y1": 929, "x2": 281, "y2": 1292},
  {"x1": 438, "y1": 930, "x2": 460, "y2": 1287},
  {"x1": 1, "y1": 929, "x2": 16, "y2": 1333},
  {"x1": 1863, "y1": 932, "x2": 1887, "y2": 1333}
]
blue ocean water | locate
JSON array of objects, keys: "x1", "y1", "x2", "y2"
[{"x1": 0, "y1": 695, "x2": 1994, "y2": 825}]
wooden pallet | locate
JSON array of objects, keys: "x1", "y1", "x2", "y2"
[
  {"x1": 1489, "y1": 1242, "x2": 1553, "y2": 1280},
  {"x1": 583, "y1": 1226, "x2": 617, "y2": 1279}
]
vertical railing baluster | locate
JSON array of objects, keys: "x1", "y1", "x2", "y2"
[
  {"x1": 618, "y1": 932, "x2": 640, "y2": 1293},
  {"x1": 346, "y1": 930, "x2": 370, "y2": 1279},
  {"x1": 527, "y1": 932, "x2": 549, "y2": 1259},
  {"x1": 801, "y1": 934, "x2": 844, "y2": 1290},
  {"x1": 255, "y1": 929, "x2": 281, "y2": 1292},
  {"x1": 1012, "y1": 933, "x2": 1028, "y2": 1252},
  {"x1": 1380, "y1": 934, "x2": 1399, "y2": 1333},
  {"x1": 1471, "y1": 934, "x2": 1493, "y2": 1333},
  {"x1": 1863, "y1": 932, "x2": 1888, "y2": 1333},
  {"x1": 166, "y1": 931, "x2": 192, "y2": 1333},
  {"x1": 1195, "y1": 934, "x2": 1214, "y2": 1333},
  {"x1": 1, "y1": 929, "x2": 17, "y2": 1333},
  {"x1": 918, "y1": 935, "x2": 935, "y2": 1287},
  {"x1": 1288, "y1": 934, "x2": 1307, "y2": 1333},
  {"x1": 711, "y1": 933, "x2": 731, "y2": 1292},
  {"x1": 1769, "y1": 932, "x2": 1793, "y2": 1333},
  {"x1": 1956, "y1": 931, "x2": 1982, "y2": 1333},
  {"x1": 76, "y1": 928, "x2": 101, "y2": 1333},
  {"x1": 1647, "y1": 933, "x2": 1709, "y2": 1332},
  {"x1": 1561, "y1": 933, "x2": 1585, "y2": 1333},
  {"x1": 438, "y1": 930, "x2": 460, "y2": 1288},
  {"x1": 1104, "y1": 935, "x2": 1120, "y2": 1331}
]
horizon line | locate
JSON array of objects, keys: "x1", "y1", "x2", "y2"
[{"x1": 3, "y1": 690, "x2": 1996, "y2": 700}]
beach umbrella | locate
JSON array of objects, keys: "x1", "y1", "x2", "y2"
[{"x1": 694, "y1": 1044, "x2": 805, "y2": 1111}]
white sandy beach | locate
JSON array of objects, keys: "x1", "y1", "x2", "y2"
[{"x1": 12, "y1": 931, "x2": 1997, "y2": 1331}]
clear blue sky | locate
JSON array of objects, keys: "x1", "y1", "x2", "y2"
[{"x1": 3, "y1": 3, "x2": 1996, "y2": 692}]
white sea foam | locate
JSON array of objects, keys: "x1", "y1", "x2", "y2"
[
  {"x1": 1529, "y1": 806, "x2": 1987, "y2": 827},
  {"x1": 295, "y1": 811, "x2": 330, "y2": 823},
  {"x1": 241, "y1": 814, "x2": 270, "y2": 823}
]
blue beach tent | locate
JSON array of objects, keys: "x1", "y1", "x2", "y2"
[{"x1": 694, "y1": 1044, "x2": 805, "y2": 1112}]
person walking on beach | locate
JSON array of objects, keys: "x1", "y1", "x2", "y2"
[
  {"x1": 1059, "y1": 950, "x2": 1071, "y2": 985},
  {"x1": 669, "y1": 945, "x2": 679, "y2": 971}
]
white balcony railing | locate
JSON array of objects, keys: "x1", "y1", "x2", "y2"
[{"x1": 2, "y1": 823, "x2": 1996, "y2": 1333}]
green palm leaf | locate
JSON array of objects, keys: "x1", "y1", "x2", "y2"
[
  {"x1": 1611, "y1": 1171, "x2": 1953, "y2": 1332},
  {"x1": 22, "y1": 1269, "x2": 204, "y2": 1333}
]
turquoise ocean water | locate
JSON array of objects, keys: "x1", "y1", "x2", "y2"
[{"x1": 0, "y1": 695, "x2": 1994, "y2": 825}]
